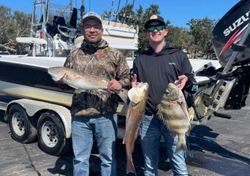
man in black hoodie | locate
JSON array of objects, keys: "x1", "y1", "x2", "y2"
[{"x1": 132, "y1": 15, "x2": 193, "y2": 176}]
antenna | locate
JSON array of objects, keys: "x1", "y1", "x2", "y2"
[
  {"x1": 70, "y1": 0, "x2": 72, "y2": 16},
  {"x1": 108, "y1": 0, "x2": 115, "y2": 23},
  {"x1": 122, "y1": 0, "x2": 130, "y2": 23},
  {"x1": 115, "y1": 0, "x2": 121, "y2": 21},
  {"x1": 88, "y1": 0, "x2": 91, "y2": 11}
]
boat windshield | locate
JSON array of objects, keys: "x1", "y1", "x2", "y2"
[{"x1": 47, "y1": 2, "x2": 72, "y2": 26}]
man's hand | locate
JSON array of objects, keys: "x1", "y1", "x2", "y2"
[
  {"x1": 131, "y1": 74, "x2": 142, "y2": 88},
  {"x1": 175, "y1": 75, "x2": 188, "y2": 89},
  {"x1": 107, "y1": 79, "x2": 122, "y2": 91}
]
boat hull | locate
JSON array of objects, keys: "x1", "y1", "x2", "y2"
[
  {"x1": 0, "y1": 81, "x2": 72, "y2": 107},
  {"x1": 0, "y1": 55, "x2": 73, "y2": 107}
]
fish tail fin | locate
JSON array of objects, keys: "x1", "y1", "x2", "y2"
[
  {"x1": 125, "y1": 138, "x2": 137, "y2": 175},
  {"x1": 117, "y1": 88, "x2": 128, "y2": 103},
  {"x1": 126, "y1": 159, "x2": 137, "y2": 175},
  {"x1": 176, "y1": 135, "x2": 187, "y2": 152}
]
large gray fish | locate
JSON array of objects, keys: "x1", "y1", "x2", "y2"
[
  {"x1": 158, "y1": 83, "x2": 191, "y2": 152},
  {"x1": 123, "y1": 83, "x2": 149, "y2": 175},
  {"x1": 47, "y1": 66, "x2": 128, "y2": 102}
]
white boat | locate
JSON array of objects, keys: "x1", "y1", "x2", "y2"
[
  {"x1": 0, "y1": 0, "x2": 139, "y2": 107},
  {"x1": 0, "y1": 0, "x2": 138, "y2": 155},
  {"x1": 1, "y1": 0, "x2": 249, "y2": 156}
]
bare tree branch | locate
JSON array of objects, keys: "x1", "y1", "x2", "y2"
[{"x1": 0, "y1": 43, "x2": 16, "y2": 52}]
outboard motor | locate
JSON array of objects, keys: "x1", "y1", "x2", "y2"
[
  {"x1": 211, "y1": 0, "x2": 250, "y2": 110},
  {"x1": 193, "y1": 0, "x2": 250, "y2": 122},
  {"x1": 212, "y1": 0, "x2": 250, "y2": 67}
]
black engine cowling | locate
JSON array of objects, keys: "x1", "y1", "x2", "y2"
[{"x1": 212, "y1": 0, "x2": 250, "y2": 67}]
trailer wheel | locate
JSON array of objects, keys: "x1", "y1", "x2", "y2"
[
  {"x1": 8, "y1": 104, "x2": 37, "y2": 143},
  {"x1": 37, "y1": 112, "x2": 70, "y2": 156}
]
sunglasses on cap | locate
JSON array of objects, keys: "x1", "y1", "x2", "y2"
[{"x1": 146, "y1": 25, "x2": 165, "y2": 32}]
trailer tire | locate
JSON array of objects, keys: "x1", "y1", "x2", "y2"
[
  {"x1": 37, "y1": 112, "x2": 70, "y2": 156},
  {"x1": 8, "y1": 104, "x2": 37, "y2": 143}
]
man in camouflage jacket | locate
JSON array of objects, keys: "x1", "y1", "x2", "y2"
[{"x1": 64, "y1": 12, "x2": 130, "y2": 176}]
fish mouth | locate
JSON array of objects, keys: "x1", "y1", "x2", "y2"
[
  {"x1": 50, "y1": 75, "x2": 61, "y2": 81},
  {"x1": 165, "y1": 89, "x2": 170, "y2": 94},
  {"x1": 47, "y1": 68, "x2": 64, "y2": 81},
  {"x1": 128, "y1": 82, "x2": 149, "y2": 104},
  {"x1": 140, "y1": 82, "x2": 149, "y2": 90}
]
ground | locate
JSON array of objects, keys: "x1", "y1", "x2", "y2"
[{"x1": 0, "y1": 96, "x2": 250, "y2": 176}]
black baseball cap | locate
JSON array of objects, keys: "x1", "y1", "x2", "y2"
[{"x1": 144, "y1": 15, "x2": 166, "y2": 29}]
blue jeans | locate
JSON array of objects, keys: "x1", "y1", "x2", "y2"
[
  {"x1": 140, "y1": 114, "x2": 188, "y2": 176},
  {"x1": 72, "y1": 114, "x2": 117, "y2": 176}
]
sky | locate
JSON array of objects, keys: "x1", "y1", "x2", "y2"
[{"x1": 0, "y1": 0, "x2": 240, "y2": 28}]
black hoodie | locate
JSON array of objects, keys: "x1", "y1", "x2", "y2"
[{"x1": 133, "y1": 45, "x2": 194, "y2": 115}]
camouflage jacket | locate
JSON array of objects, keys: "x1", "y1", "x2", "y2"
[{"x1": 64, "y1": 39, "x2": 130, "y2": 116}]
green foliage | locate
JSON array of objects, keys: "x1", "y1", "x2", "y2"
[
  {"x1": 117, "y1": 4, "x2": 136, "y2": 24},
  {"x1": 115, "y1": 4, "x2": 216, "y2": 58},
  {"x1": 166, "y1": 25, "x2": 193, "y2": 53},
  {"x1": 187, "y1": 18, "x2": 216, "y2": 58},
  {"x1": 102, "y1": 10, "x2": 112, "y2": 20},
  {"x1": 0, "y1": 4, "x2": 218, "y2": 58}
]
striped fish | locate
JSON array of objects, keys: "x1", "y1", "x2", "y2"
[{"x1": 158, "y1": 83, "x2": 191, "y2": 152}]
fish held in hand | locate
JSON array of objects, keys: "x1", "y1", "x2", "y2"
[
  {"x1": 123, "y1": 83, "x2": 149, "y2": 175},
  {"x1": 48, "y1": 67, "x2": 109, "y2": 89},
  {"x1": 47, "y1": 66, "x2": 128, "y2": 102},
  {"x1": 158, "y1": 83, "x2": 191, "y2": 152}
]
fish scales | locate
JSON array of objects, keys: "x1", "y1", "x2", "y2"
[
  {"x1": 158, "y1": 83, "x2": 190, "y2": 152},
  {"x1": 48, "y1": 67, "x2": 108, "y2": 89},
  {"x1": 47, "y1": 66, "x2": 128, "y2": 102}
]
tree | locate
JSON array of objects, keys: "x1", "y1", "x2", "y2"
[
  {"x1": 0, "y1": 6, "x2": 12, "y2": 45},
  {"x1": 1, "y1": 4, "x2": 217, "y2": 58},
  {"x1": 0, "y1": 5, "x2": 31, "y2": 53},
  {"x1": 187, "y1": 18, "x2": 216, "y2": 59},
  {"x1": 166, "y1": 25, "x2": 193, "y2": 54},
  {"x1": 102, "y1": 10, "x2": 112, "y2": 20},
  {"x1": 111, "y1": 3, "x2": 136, "y2": 25}
]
